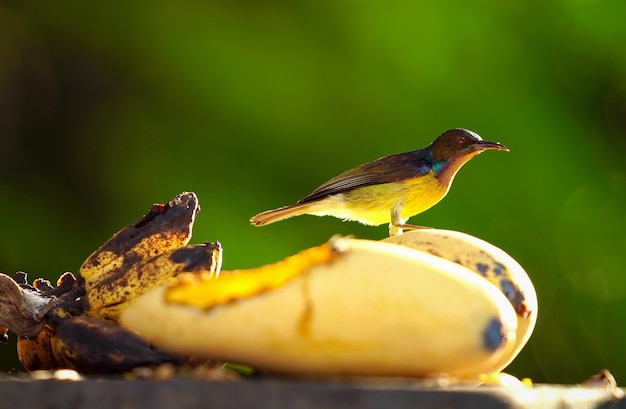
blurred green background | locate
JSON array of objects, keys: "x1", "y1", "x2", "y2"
[{"x1": 1, "y1": 0, "x2": 625, "y2": 384}]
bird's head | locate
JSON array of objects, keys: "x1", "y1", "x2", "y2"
[{"x1": 431, "y1": 128, "x2": 508, "y2": 185}]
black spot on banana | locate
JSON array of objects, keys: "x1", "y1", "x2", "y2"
[{"x1": 482, "y1": 318, "x2": 507, "y2": 352}]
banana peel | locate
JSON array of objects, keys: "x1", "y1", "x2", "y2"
[
  {"x1": 80, "y1": 191, "x2": 199, "y2": 291},
  {"x1": 81, "y1": 191, "x2": 223, "y2": 323},
  {"x1": 0, "y1": 273, "x2": 58, "y2": 338},
  {"x1": 121, "y1": 237, "x2": 523, "y2": 379},
  {"x1": 85, "y1": 242, "x2": 222, "y2": 322}
]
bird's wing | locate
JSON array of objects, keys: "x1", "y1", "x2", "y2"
[{"x1": 297, "y1": 151, "x2": 431, "y2": 204}]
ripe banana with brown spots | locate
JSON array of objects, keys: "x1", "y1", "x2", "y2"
[
  {"x1": 85, "y1": 242, "x2": 222, "y2": 322},
  {"x1": 79, "y1": 192, "x2": 199, "y2": 293},
  {"x1": 17, "y1": 326, "x2": 56, "y2": 371},
  {"x1": 383, "y1": 229, "x2": 537, "y2": 375},
  {"x1": 121, "y1": 236, "x2": 525, "y2": 379},
  {"x1": 78, "y1": 191, "x2": 222, "y2": 323}
]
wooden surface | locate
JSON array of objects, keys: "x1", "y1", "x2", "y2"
[{"x1": 0, "y1": 377, "x2": 623, "y2": 409}]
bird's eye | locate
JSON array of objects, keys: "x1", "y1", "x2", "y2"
[{"x1": 455, "y1": 134, "x2": 466, "y2": 145}]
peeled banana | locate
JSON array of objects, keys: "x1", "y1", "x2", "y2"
[
  {"x1": 383, "y1": 229, "x2": 537, "y2": 374},
  {"x1": 121, "y1": 236, "x2": 522, "y2": 379}
]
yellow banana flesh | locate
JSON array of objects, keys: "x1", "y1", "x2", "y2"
[
  {"x1": 121, "y1": 237, "x2": 518, "y2": 379},
  {"x1": 165, "y1": 242, "x2": 336, "y2": 308},
  {"x1": 383, "y1": 229, "x2": 537, "y2": 375}
]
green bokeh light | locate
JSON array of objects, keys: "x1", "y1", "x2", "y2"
[{"x1": 0, "y1": 1, "x2": 624, "y2": 383}]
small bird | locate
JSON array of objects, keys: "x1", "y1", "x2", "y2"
[{"x1": 251, "y1": 128, "x2": 508, "y2": 235}]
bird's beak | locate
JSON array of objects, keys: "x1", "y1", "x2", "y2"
[{"x1": 473, "y1": 140, "x2": 509, "y2": 152}]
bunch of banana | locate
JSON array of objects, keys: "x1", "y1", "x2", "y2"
[
  {"x1": 121, "y1": 230, "x2": 537, "y2": 380},
  {"x1": 2, "y1": 190, "x2": 536, "y2": 380},
  {"x1": 0, "y1": 192, "x2": 223, "y2": 373}
]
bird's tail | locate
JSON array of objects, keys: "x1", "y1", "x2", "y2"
[{"x1": 250, "y1": 202, "x2": 314, "y2": 226}]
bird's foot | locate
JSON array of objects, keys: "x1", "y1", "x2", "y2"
[{"x1": 389, "y1": 224, "x2": 433, "y2": 236}]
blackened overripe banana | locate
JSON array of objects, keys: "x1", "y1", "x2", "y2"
[
  {"x1": 10, "y1": 269, "x2": 189, "y2": 373},
  {"x1": 50, "y1": 316, "x2": 184, "y2": 374}
]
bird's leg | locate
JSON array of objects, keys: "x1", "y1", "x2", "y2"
[{"x1": 389, "y1": 206, "x2": 407, "y2": 236}]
